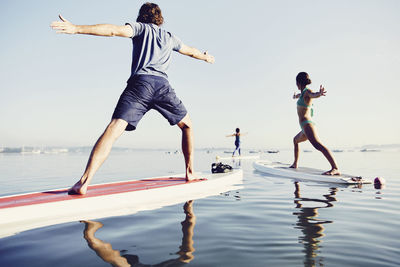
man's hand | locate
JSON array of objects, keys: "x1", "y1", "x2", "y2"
[
  {"x1": 50, "y1": 15, "x2": 77, "y2": 34},
  {"x1": 179, "y1": 44, "x2": 215, "y2": 63},
  {"x1": 203, "y1": 51, "x2": 215, "y2": 64}
]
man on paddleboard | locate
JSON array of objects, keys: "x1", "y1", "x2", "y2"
[{"x1": 51, "y1": 3, "x2": 214, "y2": 194}]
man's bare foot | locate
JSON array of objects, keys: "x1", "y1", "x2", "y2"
[
  {"x1": 185, "y1": 172, "x2": 205, "y2": 182},
  {"x1": 289, "y1": 163, "x2": 297, "y2": 169},
  {"x1": 68, "y1": 180, "x2": 88, "y2": 195},
  {"x1": 322, "y1": 168, "x2": 341, "y2": 176}
]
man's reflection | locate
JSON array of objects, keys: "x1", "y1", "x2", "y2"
[
  {"x1": 81, "y1": 220, "x2": 130, "y2": 267},
  {"x1": 176, "y1": 200, "x2": 196, "y2": 263},
  {"x1": 293, "y1": 182, "x2": 337, "y2": 267},
  {"x1": 81, "y1": 200, "x2": 196, "y2": 266}
]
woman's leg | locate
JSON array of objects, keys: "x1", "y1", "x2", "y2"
[
  {"x1": 302, "y1": 123, "x2": 340, "y2": 175},
  {"x1": 290, "y1": 131, "x2": 307, "y2": 168},
  {"x1": 232, "y1": 142, "x2": 239, "y2": 156}
]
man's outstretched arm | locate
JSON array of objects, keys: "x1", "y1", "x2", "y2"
[
  {"x1": 50, "y1": 15, "x2": 133, "y2": 38},
  {"x1": 178, "y1": 44, "x2": 215, "y2": 64}
]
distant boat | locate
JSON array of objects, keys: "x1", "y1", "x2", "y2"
[
  {"x1": 360, "y1": 148, "x2": 380, "y2": 152},
  {"x1": 21, "y1": 147, "x2": 41, "y2": 154},
  {"x1": 43, "y1": 148, "x2": 69, "y2": 154},
  {"x1": 1, "y1": 147, "x2": 22, "y2": 153},
  {"x1": 303, "y1": 150, "x2": 312, "y2": 153},
  {"x1": 165, "y1": 150, "x2": 181, "y2": 155},
  {"x1": 332, "y1": 149, "x2": 344, "y2": 153},
  {"x1": 266, "y1": 150, "x2": 279, "y2": 154}
]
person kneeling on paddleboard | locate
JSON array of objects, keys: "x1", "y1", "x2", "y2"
[
  {"x1": 50, "y1": 3, "x2": 215, "y2": 195},
  {"x1": 289, "y1": 72, "x2": 340, "y2": 176}
]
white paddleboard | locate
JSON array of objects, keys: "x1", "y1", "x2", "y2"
[
  {"x1": 253, "y1": 160, "x2": 372, "y2": 184},
  {"x1": 0, "y1": 169, "x2": 243, "y2": 238},
  {"x1": 216, "y1": 155, "x2": 260, "y2": 161}
]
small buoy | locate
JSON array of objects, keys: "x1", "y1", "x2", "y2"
[{"x1": 374, "y1": 177, "x2": 386, "y2": 186}]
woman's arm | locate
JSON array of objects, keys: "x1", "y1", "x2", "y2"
[
  {"x1": 308, "y1": 85, "x2": 327, "y2": 98},
  {"x1": 293, "y1": 92, "x2": 300, "y2": 99},
  {"x1": 50, "y1": 15, "x2": 133, "y2": 38}
]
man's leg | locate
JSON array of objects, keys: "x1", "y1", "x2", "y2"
[
  {"x1": 69, "y1": 119, "x2": 128, "y2": 195},
  {"x1": 177, "y1": 114, "x2": 195, "y2": 181}
]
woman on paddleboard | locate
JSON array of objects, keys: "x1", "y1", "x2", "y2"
[
  {"x1": 226, "y1": 128, "x2": 245, "y2": 156},
  {"x1": 290, "y1": 72, "x2": 340, "y2": 175}
]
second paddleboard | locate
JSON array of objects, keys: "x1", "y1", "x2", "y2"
[{"x1": 253, "y1": 160, "x2": 371, "y2": 184}]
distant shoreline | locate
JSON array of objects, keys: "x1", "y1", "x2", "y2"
[{"x1": 1, "y1": 144, "x2": 399, "y2": 155}]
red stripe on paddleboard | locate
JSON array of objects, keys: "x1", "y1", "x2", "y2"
[{"x1": 0, "y1": 177, "x2": 206, "y2": 209}]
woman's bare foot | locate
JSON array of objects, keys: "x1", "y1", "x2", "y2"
[
  {"x1": 322, "y1": 168, "x2": 340, "y2": 176},
  {"x1": 68, "y1": 180, "x2": 88, "y2": 195},
  {"x1": 289, "y1": 163, "x2": 297, "y2": 169}
]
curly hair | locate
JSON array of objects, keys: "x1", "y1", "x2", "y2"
[
  {"x1": 296, "y1": 72, "x2": 312, "y2": 87},
  {"x1": 136, "y1": 2, "x2": 164, "y2": 26}
]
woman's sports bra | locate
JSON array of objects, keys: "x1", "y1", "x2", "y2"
[
  {"x1": 297, "y1": 88, "x2": 314, "y2": 116},
  {"x1": 297, "y1": 88, "x2": 311, "y2": 108}
]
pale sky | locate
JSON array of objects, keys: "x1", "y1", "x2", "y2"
[{"x1": 0, "y1": 0, "x2": 399, "y2": 149}]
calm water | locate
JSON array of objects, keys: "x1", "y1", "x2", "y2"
[{"x1": 0, "y1": 148, "x2": 399, "y2": 267}]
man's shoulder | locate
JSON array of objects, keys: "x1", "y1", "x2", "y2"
[
  {"x1": 131, "y1": 22, "x2": 180, "y2": 46},
  {"x1": 129, "y1": 22, "x2": 166, "y2": 37},
  {"x1": 152, "y1": 24, "x2": 174, "y2": 36}
]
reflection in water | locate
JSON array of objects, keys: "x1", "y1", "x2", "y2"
[
  {"x1": 81, "y1": 200, "x2": 196, "y2": 266},
  {"x1": 374, "y1": 181, "x2": 385, "y2": 199},
  {"x1": 176, "y1": 200, "x2": 196, "y2": 263},
  {"x1": 81, "y1": 220, "x2": 130, "y2": 267},
  {"x1": 230, "y1": 158, "x2": 242, "y2": 168},
  {"x1": 293, "y1": 182, "x2": 337, "y2": 267}
]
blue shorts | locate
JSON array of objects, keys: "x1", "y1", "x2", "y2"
[{"x1": 112, "y1": 75, "x2": 187, "y2": 131}]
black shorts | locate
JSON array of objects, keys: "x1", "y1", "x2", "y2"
[{"x1": 112, "y1": 75, "x2": 187, "y2": 131}]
